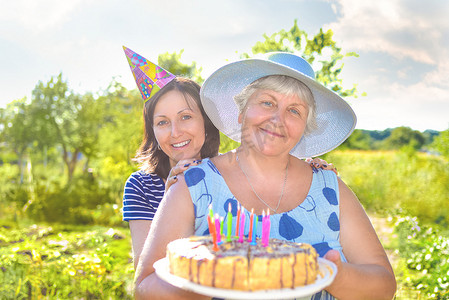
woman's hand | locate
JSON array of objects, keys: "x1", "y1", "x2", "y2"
[
  {"x1": 324, "y1": 249, "x2": 342, "y2": 270},
  {"x1": 305, "y1": 157, "x2": 338, "y2": 175},
  {"x1": 165, "y1": 159, "x2": 202, "y2": 192}
]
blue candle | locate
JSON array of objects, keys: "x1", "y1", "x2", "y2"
[{"x1": 250, "y1": 212, "x2": 257, "y2": 245}]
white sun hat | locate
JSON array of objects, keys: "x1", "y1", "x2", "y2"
[{"x1": 200, "y1": 52, "x2": 357, "y2": 159}]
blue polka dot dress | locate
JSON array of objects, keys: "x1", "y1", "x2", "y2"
[{"x1": 184, "y1": 158, "x2": 346, "y2": 300}]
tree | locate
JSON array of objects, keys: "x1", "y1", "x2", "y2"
[
  {"x1": 0, "y1": 98, "x2": 35, "y2": 183},
  {"x1": 96, "y1": 80, "x2": 142, "y2": 164},
  {"x1": 29, "y1": 74, "x2": 104, "y2": 183},
  {"x1": 158, "y1": 50, "x2": 204, "y2": 84},
  {"x1": 243, "y1": 19, "x2": 363, "y2": 98},
  {"x1": 382, "y1": 126, "x2": 425, "y2": 150},
  {"x1": 221, "y1": 20, "x2": 363, "y2": 152},
  {"x1": 340, "y1": 129, "x2": 372, "y2": 150},
  {"x1": 430, "y1": 129, "x2": 449, "y2": 159}
]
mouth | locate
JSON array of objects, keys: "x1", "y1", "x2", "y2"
[
  {"x1": 260, "y1": 128, "x2": 284, "y2": 138},
  {"x1": 172, "y1": 140, "x2": 191, "y2": 148}
]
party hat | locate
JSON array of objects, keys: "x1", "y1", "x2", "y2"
[{"x1": 123, "y1": 46, "x2": 176, "y2": 102}]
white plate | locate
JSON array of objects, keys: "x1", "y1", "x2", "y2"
[{"x1": 154, "y1": 257, "x2": 337, "y2": 300}]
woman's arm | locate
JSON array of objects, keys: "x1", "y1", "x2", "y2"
[
  {"x1": 325, "y1": 178, "x2": 397, "y2": 300},
  {"x1": 134, "y1": 175, "x2": 210, "y2": 300},
  {"x1": 129, "y1": 220, "x2": 152, "y2": 269}
]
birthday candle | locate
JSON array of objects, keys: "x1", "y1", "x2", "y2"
[
  {"x1": 208, "y1": 215, "x2": 219, "y2": 251},
  {"x1": 227, "y1": 203, "x2": 232, "y2": 242},
  {"x1": 248, "y1": 209, "x2": 254, "y2": 242},
  {"x1": 209, "y1": 204, "x2": 214, "y2": 220},
  {"x1": 262, "y1": 210, "x2": 267, "y2": 247},
  {"x1": 266, "y1": 210, "x2": 271, "y2": 247},
  {"x1": 215, "y1": 214, "x2": 222, "y2": 244},
  {"x1": 238, "y1": 209, "x2": 245, "y2": 243},
  {"x1": 235, "y1": 203, "x2": 241, "y2": 238},
  {"x1": 220, "y1": 217, "x2": 224, "y2": 236},
  {"x1": 250, "y1": 212, "x2": 257, "y2": 245}
]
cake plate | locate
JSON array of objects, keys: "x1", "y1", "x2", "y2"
[{"x1": 154, "y1": 257, "x2": 337, "y2": 300}]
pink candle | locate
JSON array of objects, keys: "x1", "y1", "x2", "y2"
[
  {"x1": 238, "y1": 209, "x2": 245, "y2": 243},
  {"x1": 215, "y1": 214, "x2": 222, "y2": 244},
  {"x1": 265, "y1": 210, "x2": 271, "y2": 247},
  {"x1": 262, "y1": 210, "x2": 268, "y2": 247},
  {"x1": 235, "y1": 203, "x2": 241, "y2": 238}
]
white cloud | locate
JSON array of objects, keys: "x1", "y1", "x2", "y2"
[
  {"x1": 325, "y1": 0, "x2": 449, "y2": 131},
  {"x1": 326, "y1": 0, "x2": 449, "y2": 65},
  {"x1": 0, "y1": 0, "x2": 88, "y2": 33}
]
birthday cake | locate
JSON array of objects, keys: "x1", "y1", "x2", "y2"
[{"x1": 166, "y1": 235, "x2": 318, "y2": 291}]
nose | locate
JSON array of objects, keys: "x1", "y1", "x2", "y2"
[
  {"x1": 170, "y1": 121, "x2": 182, "y2": 138},
  {"x1": 271, "y1": 109, "x2": 285, "y2": 127}
]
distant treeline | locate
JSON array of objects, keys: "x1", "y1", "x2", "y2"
[{"x1": 339, "y1": 127, "x2": 442, "y2": 152}]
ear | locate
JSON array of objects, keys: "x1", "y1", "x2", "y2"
[{"x1": 238, "y1": 112, "x2": 243, "y2": 124}]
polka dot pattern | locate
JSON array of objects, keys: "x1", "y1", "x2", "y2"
[{"x1": 185, "y1": 159, "x2": 345, "y2": 300}]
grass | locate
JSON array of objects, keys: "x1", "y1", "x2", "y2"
[
  {"x1": 325, "y1": 150, "x2": 449, "y2": 226},
  {"x1": 0, "y1": 222, "x2": 134, "y2": 299}
]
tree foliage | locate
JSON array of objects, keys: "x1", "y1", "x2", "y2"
[
  {"x1": 0, "y1": 99, "x2": 35, "y2": 183},
  {"x1": 340, "y1": 129, "x2": 372, "y2": 150},
  {"x1": 29, "y1": 74, "x2": 104, "y2": 183},
  {"x1": 430, "y1": 129, "x2": 449, "y2": 159},
  {"x1": 158, "y1": 50, "x2": 204, "y2": 84},
  {"x1": 382, "y1": 126, "x2": 426, "y2": 150},
  {"x1": 243, "y1": 19, "x2": 362, "y2": 98}
]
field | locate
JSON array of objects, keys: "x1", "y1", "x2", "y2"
[
  {"x1": 0, "y1": 223, "x2": 134, "y2": 299},
  {"x1": 1, "y1": 150, "x2": 448, "y2": 299}
]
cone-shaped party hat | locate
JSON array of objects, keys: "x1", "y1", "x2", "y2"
[{"x1": 123, "y1": 46, "x2": 176, "y2": 102}]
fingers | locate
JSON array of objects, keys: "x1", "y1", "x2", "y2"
[
  {"x1": 165, "y1": 175, "x2": 178, "y2": 192},
  {"x1": 306, "y1": 158, "x2": 338, "y2": 175},
  {"x1": 165, "y1": 159, "x2": 202, "y2": 192},
  {"x1": 170, "y1": 159, "x2": 202, "y2": 177},
  {"x1": 324, "y1": 249, "x2": 342, "y2": 268}
]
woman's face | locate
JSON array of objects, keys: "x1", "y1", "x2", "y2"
[
  {"x1": 239, "y1": 89, "x2": 309, "y2": 157},
  {"x1": 153, "y1": 90, "x2": 206, "y2": 167}
]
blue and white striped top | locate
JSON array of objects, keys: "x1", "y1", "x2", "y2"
[{"x1": 122, "y1": 171, "x2": 165, "y2": 221}]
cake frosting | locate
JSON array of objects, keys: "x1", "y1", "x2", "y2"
[{"x1": 167, "y1": 235, "x2": 318, "y2": 291}]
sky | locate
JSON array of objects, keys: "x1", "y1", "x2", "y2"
[{"x1": 1, "y1": 0, "x2": 448, "y2": 132}]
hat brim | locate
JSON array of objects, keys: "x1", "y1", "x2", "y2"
[{"x1": 200, "y1": 58, "x2": 357, "y2": 158}]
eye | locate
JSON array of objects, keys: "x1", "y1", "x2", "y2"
[
  {"x1": 289, "y1": 108, "x2": 300, "y2": 116},
  {"x1": 181, "y1": 114, "x2": 192, "y2": 120},
  {"x1": 261, "y1": 101, "x2": 274, "y2": 107},
  {"x1": 155, "y1": 120, "x2": 168, "y2": 126}
]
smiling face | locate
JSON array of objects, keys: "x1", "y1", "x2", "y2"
[
  {"x1": 153, "y1": 90, "x2": 206, "y2": 167},
  {"x1": 239, "y1": 89, "x2": 309, "y2": 157}
]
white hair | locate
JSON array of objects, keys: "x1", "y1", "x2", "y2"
[{"x1": 233, "y1": 75, "x2": 317, "y2": 135}]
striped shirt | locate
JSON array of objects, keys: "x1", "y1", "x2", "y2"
[{"x1": 122, "y1": 171, "x2": 165, "y2": 221}]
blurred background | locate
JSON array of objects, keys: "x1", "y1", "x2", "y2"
[{"x1": 1, "y1": 0, "x2": 448, "y2": 299}]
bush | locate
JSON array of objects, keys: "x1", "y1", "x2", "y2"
[
  {"x1": 393, "y1": 214, "x2": 449, "y2": 299},
  {"x1": 26, "y1": 175, "x2": 114, "y2": 224}
]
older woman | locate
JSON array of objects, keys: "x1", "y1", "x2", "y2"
[{"x1": 134, "y1": 52, "x2": 396, "y2": 299}]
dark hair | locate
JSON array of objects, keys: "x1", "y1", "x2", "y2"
[{"x1": 134, "y1": 77, "x2": 220, "y2": 179}]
